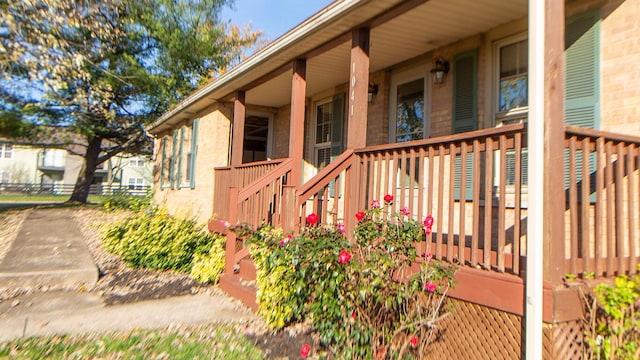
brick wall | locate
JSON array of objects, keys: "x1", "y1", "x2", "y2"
[{"x1": 153, "y1": 104, "x2": 232, "y2": 224}]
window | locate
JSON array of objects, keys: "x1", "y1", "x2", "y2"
[
  {"x1": 129, "y1": 158, "x2": 146, "y2": 167},
  {"x1": 389, "y1": 66, "x2": 428, "y2": 142},
  {"x1": 128, "y1": 177, "x2": 144, "y2": 189},
  {"x1": 0, "y1": 170, "x2": 10, "y2": 183},
  {"x1": 315, "y1": 101, "x2": 333, "y2": 169},
  {"x1": 495, "y1": 35, "x2": 528, "y2": 125},
  {"x1": 160, "y1": 119, "x2": 199, "y2": 190},
  {"x1": 492, "y1": 36, "x2": 529, "y2": 190},
  {"x1": 0, "y1": 142, "x2": 13, "y2": 159}
]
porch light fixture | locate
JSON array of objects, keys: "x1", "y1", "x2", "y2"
[
  {"x1": 368, "y1": 83, "x2": 379, "y2": 102},
  {"x1": 430, "y1": 56, "x2": 450, "y2": 84}
]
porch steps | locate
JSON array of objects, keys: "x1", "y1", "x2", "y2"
[
  {"x1": 238, "y1": 258, "x2": 256, "y2": 281},
  {"x1": 219, "y1": 273, "x2": 258, "y2": 312}
]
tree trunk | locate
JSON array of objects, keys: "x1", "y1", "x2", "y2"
[{"x1": 68, "y1": 136, "x2": 102, "y2": 203}]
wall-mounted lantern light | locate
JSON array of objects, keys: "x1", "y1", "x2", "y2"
[
  {"x1": 368, "y1": 83, "x2": 379, "y2": 102},
  {"x1": 430, "y1": 56, "x2": 450, "y2": 84}
]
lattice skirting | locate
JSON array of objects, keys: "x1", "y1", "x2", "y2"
[
  {"x1": 423, "y1": 299, "x2": 523, "y2": 359},
  {"x1": 543, "y1": 320, "x2": 585, "y2": 360},
  {"x1": 421, "y1": 299, "x2": 585, "y2": 359}
]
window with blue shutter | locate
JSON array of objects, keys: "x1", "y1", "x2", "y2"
[
  {"x1": 453, "y1": 49, "x2": 478, "y2": 199},
  {"x1": 564, "y1": 10, "x2": 600, "y2": 193}
]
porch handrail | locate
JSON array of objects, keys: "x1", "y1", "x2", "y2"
[
  {"x1": 565, "y1": 124, "x2": 640, "y2": 144},
  {"x1": 237, "y1": 158, "x2": 293, "y2": 202},
  {"x1": 296, "y1": 149, "x2": 355, "y2": 205},
  {"x1": 354, "y1": 123, "x2": 526, "y2": 154},
  {"x1": 563, "y1": 125, "x2": 640, "y2": 279}
]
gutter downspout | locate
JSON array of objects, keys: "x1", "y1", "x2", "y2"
[{"x1": 526, "y1": 0, "x2": 544, "y2": 358}]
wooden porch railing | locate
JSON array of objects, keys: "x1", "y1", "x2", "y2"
[
  {"x1": 296, "y1": 123, "x2": 527, "y2": 275},
  {"x1": 213, "y1": 159, "x2": 287, "y2": 220},
  {"x1": 221, "y1": 158, "x2": 293, "y2": 274},
  {"x1": 216, "y1": 123, "x2": 640, "y2": 281},
  {"x1": 564, "y1": 125, "x2": 640, "y2": 278}
]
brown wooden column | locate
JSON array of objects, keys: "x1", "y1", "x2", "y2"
[
  {"x1": 542, "y1": 0, "x2": 566, "y2": 287},
  {"x1": 231, "y1": 91, "x2": 246, "y2": 166},
  {"x1": 289, "y1": 59, "x2": 306, "y2": 186},
  {"x1": 346, "y1": 28, "x2": 370, "y2": 149}
]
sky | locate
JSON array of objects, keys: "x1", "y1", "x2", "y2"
[{"x1": 221, "y1": 0, "x2": 334, "y2": 42}]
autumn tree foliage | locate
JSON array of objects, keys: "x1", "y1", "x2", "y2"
[{"x1": 1, "y1": 0, "x2": 260, "y2": 202}]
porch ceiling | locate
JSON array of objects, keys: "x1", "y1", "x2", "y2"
[
  {"x1": 149, "y1": 0, "x2": 528, "y2": 132},
  {"x1": 247, "y1": 0, "x2": 527, "y2": 108}
]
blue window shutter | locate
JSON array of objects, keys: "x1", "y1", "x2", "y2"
[
  {"x1": 453, "y1": 49, "x2": 478, "y2": 134},
  {"x1": 453, "y1": 49, "x2": 478, "y2": 199},
  {"x1": 170, "y1": 130, "x2": 178, "y2": 189},
  {"x1": 160, "y1": 137, "x2": 166, "y2": 189},
  {"x1": 190, "y1": 119, "x2": 199, "y2": 189},
  {"x1": 330, "y1": 93, "x2": 345, "y2": 159},
  {"x1": 565, "y1": 10, "x2": 600, "y2": 192},
  {"x1": 565, "y1": 9, "x2": 600, "y2": 130},
  {"x1": 177, "y1": 126, "x2": 184, "y2": 186}
]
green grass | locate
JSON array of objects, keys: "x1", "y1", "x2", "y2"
[
  {"x1": 0, "y1": 194, "x2": 108, "y2": 203},
  {"x1": 0, "y1": 324, "x2": 265, "y2": 360}
]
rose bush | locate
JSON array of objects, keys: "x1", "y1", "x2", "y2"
[{"x1": 240, "y1": 198, "x2": 457, "y2": 359}]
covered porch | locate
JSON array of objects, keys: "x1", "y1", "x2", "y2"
[{"x1": 152, "y1": 0, "x2": 640, "y2": 357}]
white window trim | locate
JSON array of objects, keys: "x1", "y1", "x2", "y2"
[
  {"x1": 493, "y1": 32, "x2": 529, "y2": 127},
  {"x1": 0, "y1": 143, "x2": 13, "y2": 159},
  {"x1": 388, "y1": 64, "x2": 430, "y2": 142},
  {"x1": 492, "y1": 32, "x2": 529, "y2": 193},
  {"x1": 312, "y1": 97, "x2": 334, "y2": 172}
]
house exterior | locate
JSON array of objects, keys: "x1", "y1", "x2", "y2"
[
  {"x1": 0, "y1": 138, "x2": 152, "y2": 195},
  {"x1": 146, "y1": 0, "x2": 640, "y2": 357}
]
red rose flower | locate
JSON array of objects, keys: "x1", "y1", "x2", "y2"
[
  {"x1": 423, "y1": 215, "x2": 434, "y2": 228},
  {"x1": 300, "y1": 343, "x2": 311, "y2": 357},
  {"x1": 410, "y1": 336, "x2": 418, "y2": 347},
  {"x1": 355, "y1": 211, "x2": 366, "y2": 221},
  {"x1": 338, "y1": 249, "x2": 352, "y2": 264},
  {"x1": 384, "y1": 194, "x2": 394, "y2": 203},
  {"x1": 306, "y1": 213, "x2": 319, "y2": 225}
]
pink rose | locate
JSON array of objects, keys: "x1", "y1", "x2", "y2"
[
  {"x1": 355, "y1": 211, "x2": 366, "y2": 222},
  {"x1": 400, "y1": 206, "x2": 410, "y2": 216},
  {"x1": 424, "y1": 253, "x2": 433, "y2": 261},
  {"x1": 371, "y1": 199, "x2": 380, "y2": 208},
  {"x1": 300, "y1": 343, "x2": 311, "y2": 357},
  {"x1": 423, "y1": 215, "x2": 434, "y2": 228},
  {"x1": 338, "y1": 249, "x2": 352, "y2": 264},
  {"x1": 306, "y1": 213, "x2": 319, "y2": 225},
  {"x1": 424, "y1": 281, "x2": 437, "y2": 293},
  {"x1": 384, "y1": 194, "x2": 394, "y2": 203},
  {"x1": 336, "y1": 221, "x2": 345, "y2": 233}
]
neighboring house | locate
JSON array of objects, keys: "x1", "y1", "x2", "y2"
[
  {"x1": 0, "y1": 138, "x2": 152, "y2": 195},
  {"x1": 146, "y1": 0, "x2": 640, "y2": 357}
]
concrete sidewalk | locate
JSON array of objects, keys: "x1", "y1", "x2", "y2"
[
  {"x1": 0, "y1": 208, "x2": 257, "y2": 342},
  {"x1": 0, "y1": 208, "x2": 98, "y2": 288},
  {"x1": 0, "y1": 292, "x2": 254, "y2": 341}
]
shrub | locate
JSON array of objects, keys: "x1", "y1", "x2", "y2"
[
  {"x1": 582, "y1": 267, "x2": 640, "y2": 360},
  {"x1": 102, "y1": 208, "x2": 215, "y2": 273},
  {"x1": 101, "y1": 191, "x2": 152, "y2": 212},
  {"x1": 241, "y1": 197, "x2": 457, "y2": 359},
  {"x1": 190, "y1": 235, "x2": 226, "y2": 284}
]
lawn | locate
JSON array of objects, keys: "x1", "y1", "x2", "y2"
[
  {"x1": 0, "y1": 324, "x2": 265, "y2": 360},
  {"x1": 0, "y1": 194, "x2": 109, "y2": 203}
]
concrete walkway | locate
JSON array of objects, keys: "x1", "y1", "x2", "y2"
[{"x1": 0, "y1": 208, "x2": 256, "y2": 342}]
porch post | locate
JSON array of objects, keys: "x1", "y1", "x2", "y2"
[
  {"x1": 289, "y1": 59, "x2": 307, "y2": 187},
  {"x1": 231, "y1": 91, "x2": 246, "y2": 166},
  {"x1": 346, "y1": 28, "x2": 370, "y2": 149},
  {"x1": 527, "y1": 0, "x2": 565, "y2": 357}
]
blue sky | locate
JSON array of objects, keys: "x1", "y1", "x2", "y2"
[{"x1": 222, "y1": 0, "x2": 333, "y2": 41}]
